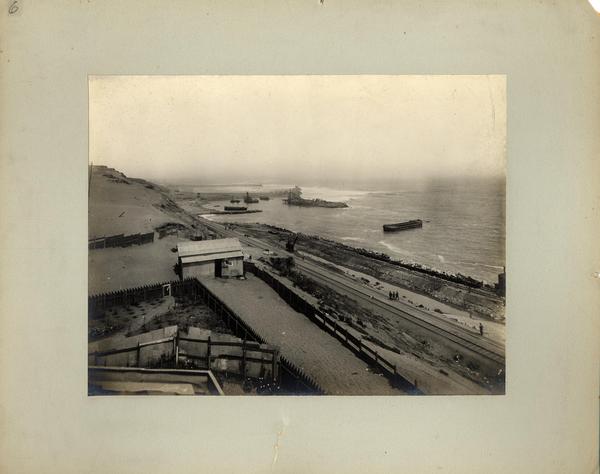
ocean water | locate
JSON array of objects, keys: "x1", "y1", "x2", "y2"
[{"x1": 198, "y1": 178, "x2": 505, "y2": 284}]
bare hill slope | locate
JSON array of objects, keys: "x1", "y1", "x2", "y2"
[
  {"x1": 88, "y1": 165, "x2": 199, "y2": 238},
  {"x1": 88, "y1": 165, "x2": 208, "y2": 293}
]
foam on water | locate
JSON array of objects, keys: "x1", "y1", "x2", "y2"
[
  {"x1": 206, "y1": 178, "x2": 505, "y2": 282},
  {"x1": 377, "y1": 240, "x2": 411, "y2": 256}
]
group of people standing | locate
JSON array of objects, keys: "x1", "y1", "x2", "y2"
[{"x1": 388, "y1": 290, "x2": 400, "y2": 300}]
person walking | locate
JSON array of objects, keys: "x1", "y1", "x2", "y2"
[{"x1": 479, "y1": 322, "x2": 484, "y2": 336}]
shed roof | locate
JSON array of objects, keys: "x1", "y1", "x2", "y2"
[
  {"x1": 180, "y1": 251, "x2": 243, "y2": 265},
  {"x1": 177, "y1": 238, "x2": 243, "y2": 258}
]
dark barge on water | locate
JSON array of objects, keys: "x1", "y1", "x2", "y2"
[
  {"x1": 383, "y1": 219, "x2": 423, "y2": 232},
  {"x1": 224, "y1": 205, "x2": 248, "y2": 211}
]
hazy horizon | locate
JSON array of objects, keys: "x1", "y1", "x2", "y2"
[
  {"x1": 90, "y1": 75, "x2": 506, "y2": 185},
  {"x1": 154, "y1": 174, "x2": 506, "y2": 192}
]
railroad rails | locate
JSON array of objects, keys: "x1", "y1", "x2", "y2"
[
  {"x1": 296, "y1": 264, "x2": 505, "y2": 365},
  {"x1": 196, "y1": 217, "x2": 505, "y2": 366}
]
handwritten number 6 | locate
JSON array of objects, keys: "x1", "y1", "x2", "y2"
[{"x1": 9, "y1": 0, "x2": 19, "y2": 15}]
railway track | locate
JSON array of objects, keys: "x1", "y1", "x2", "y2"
[
  {"x1": 297, "y1": 263, "x2": 505, "y2": 365},
  {"x1": 197, "y1": 217, "x2": 505, "y2": 366}
]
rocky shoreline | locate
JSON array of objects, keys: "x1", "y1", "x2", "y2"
[
  {"x1": 307, "y1": 234, "x2": 497, "y2": 291},
  {"x1": 233, "y1": 222, "x2": 506, "y2": 321},
  {"x1": 257, "y1": 224, "x2": 498, "y2": 288}
]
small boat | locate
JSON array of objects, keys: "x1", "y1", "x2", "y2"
[
  {"x1": 382, "y1": 219, "x2": 423, "y2": 232},
  {"x1": 224, "y1": 206, "x2": 248, "y2": 211},
  {"x1": 230, "y1": 198, "x2": 241, "y2": 203},
  {"x1": 259, "y1": 196, "x2": 270, "y2": 201}
]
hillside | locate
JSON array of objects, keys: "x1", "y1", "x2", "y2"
[
  {"x1": 88, "y1": 165, "x2": 210, "y2": 294},
  {"x1": 89, "y1": 165, "x2": 199, "y2": 238}
]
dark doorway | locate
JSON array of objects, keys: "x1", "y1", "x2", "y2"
[{"x1": 214, "y1": 259, "x2": 222, "y2": 277}]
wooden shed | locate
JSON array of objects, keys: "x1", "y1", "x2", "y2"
[{"x1": 177, "y1": 238, "x2": 244, "y2": 279}]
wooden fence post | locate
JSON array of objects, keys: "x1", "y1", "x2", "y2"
[
  {"x1": 242, "y1": 339, "x2": 247, "y2": 378},
  {"x1": 278, "y1": 356, "x2": 283, "y2": 383},
  {"x1": 272, "y1": 349, "x2": 279, "y2": 383},
  {"x1": 206, "y1": 335, "x2": 211, "y2": 370},
  {"x1": 175, "y1": 328, "x2": 180, "y2": 367},
  {"x1": 136, "y1": 342, "x2": 140, "y2": 367}
]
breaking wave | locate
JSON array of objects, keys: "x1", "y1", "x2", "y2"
[{"x1": 378, "y1": 241, "x2": 410, "y2": 255}]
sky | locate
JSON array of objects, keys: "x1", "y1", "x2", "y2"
[{"x1": 89, "y1": 75, "x2": 506, "y2": 186}]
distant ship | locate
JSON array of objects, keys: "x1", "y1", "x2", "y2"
[
  {"x1": 283, "y1": 186, "x2": 348, "y2": 208},
  {"x1": 244, "y1": 192, "x2": 259, "y2": 204},
  {"x1": 382, "y1": 219, "x2": 423, "y2": 232},
  {"x1": 259, "y1": 196, "x2": 270, "y2": 201},
  {"x1": 230, "y1": 198, "x2": 241, "y2": 203}
]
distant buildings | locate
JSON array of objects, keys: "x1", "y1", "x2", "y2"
[{"x1": 177, "y1": 238, "x2": 244, "y2": 279}]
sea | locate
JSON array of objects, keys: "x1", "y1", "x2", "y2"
[{"x1": 191, "y1": 178, "x2": 505, "y2": 284}]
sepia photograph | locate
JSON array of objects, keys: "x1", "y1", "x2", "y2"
[
  {"x1": 3, "y1": 1, "x2": 598, "y2": 471},
  {"x1": 88, "y1": 75, "x2": 506, "y2": 396}
]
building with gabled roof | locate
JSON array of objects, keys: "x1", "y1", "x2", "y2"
[{"x1": 177, "y1": 238, "x2": 244, "y2": 279}]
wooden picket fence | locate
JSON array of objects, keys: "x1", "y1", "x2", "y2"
[
  {"x1": 88, "y1": 278, "x2": 197, "y2": 319},
  {"x1": 88, "y1": 277, "x2": 324, "y2": 394},
  {"x1": 88, "y1": 231, "x2": 155, "y2": 250}
]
